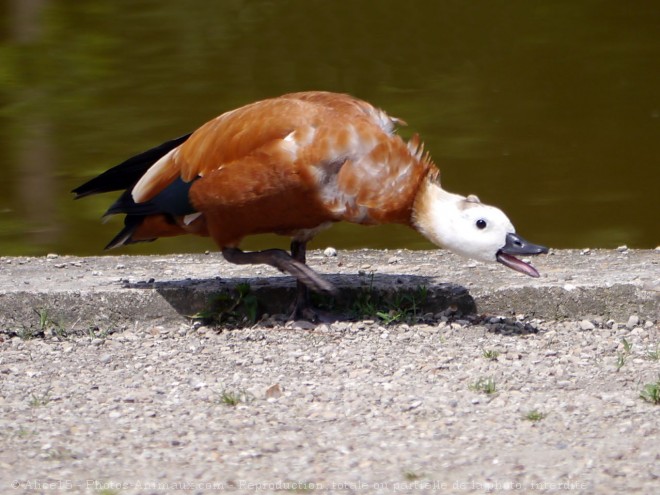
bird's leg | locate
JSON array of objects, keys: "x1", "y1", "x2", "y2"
[
  {"x1": 222, "y1": 246, "x2": 336, "y2": 299},
  {"x1": 289, "y1": 240, "x2": 315, "y2": 321}
]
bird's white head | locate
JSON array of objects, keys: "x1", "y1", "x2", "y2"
[{"x1": 412, "y1": 178, "x2": 548, "y2": 277}]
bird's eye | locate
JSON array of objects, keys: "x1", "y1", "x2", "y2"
[{"x1": 476, "y1": 219, "x2": 487, "y2": 230}]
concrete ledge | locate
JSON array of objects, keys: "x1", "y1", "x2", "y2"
[{"x1": 0, "y1": 249, "x2": 657, "y2": 333}]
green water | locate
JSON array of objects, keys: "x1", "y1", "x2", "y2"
[{"x1": 1, "y1": 0, "x2": 658, "y2": 256}]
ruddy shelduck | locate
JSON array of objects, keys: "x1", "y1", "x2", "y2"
[{"x1": 73, "y1": 91, "x2": 548, "y2": 318}]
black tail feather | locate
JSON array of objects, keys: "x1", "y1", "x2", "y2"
[
  {"x1": 104, "y1": 215, "x2": 155, "y2": 250},
  {"x1": 72, "y1": 133, "x2": 192, "y2": 199},
  {"x1": 75, "y1": 132, "x2": 196, "y2": 250},
  {"x1": 103, "y1": 176, "x2": 197, "y2": 218},
  {"x1": 104, "y1": 189, "x2": 163, "y2": 218}
]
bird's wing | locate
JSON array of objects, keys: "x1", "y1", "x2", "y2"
[{"x1": 131, "y1": 92, "x2": 387, "y2": 204}]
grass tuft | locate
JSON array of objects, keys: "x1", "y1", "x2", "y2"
[
  {"x1": 482, "y1": 349, "x2": 500, "y2": 361},
  {"x1": 217, "y1": 389, "x2": 253, "y2": 407},
  {"x1": 640, "y1": 378, "x2": 660, "y2": 405},
  {"x1": 622, "y1": 337, "x2": 633, "y2": 354},
  {"x1": 469, "y1": 377, "x2": 497, "y2": 395},
  {"x1": 616, "y1": 353, "x2": 626, "y2": 371},
  {"x1": 29, "y1": 388, "x2": 51, "y2": 408},
  {"x1": 17, "y1": 309, "x2": 68, "y2": 340},
  {"x1": 524, "y1": 410, "x2": 547, "y2": 422},
  {"x1": 193, "y1": 283, "x2": 258, "y2": 326},
  {"x1": 645, "y1": 345, "x2": 659, "y2": 361},
  {"x1": 616, "y1": 337, "x2": 634, "y2": 371},
  {"x1": 352, "y1": 280, "x2": 429, "y2": 324}
]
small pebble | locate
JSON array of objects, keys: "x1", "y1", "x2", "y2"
[
  {"x1": 323, "y1": 247, "x2": 337, "y2": 257},
  {"x1": 579, "y1": 320, "x2": 595, "y2": 331},
  {"x1": 291, "y1": 320, "x2": 316, "y2": 331},
  {"x1": 265, "y1": 384, "x2": 282, "y2": 399},
  {"x1": 626, "y1": 315, "x2": 640, "y2": 329}
]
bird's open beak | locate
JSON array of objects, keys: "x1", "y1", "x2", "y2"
[{"x1": 496, "y1": 232, "x2": 548, "y2": 278}]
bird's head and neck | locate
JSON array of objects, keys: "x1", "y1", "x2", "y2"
[{"x1": 412, "y1": 173, "x2": 548, "y2": 277}]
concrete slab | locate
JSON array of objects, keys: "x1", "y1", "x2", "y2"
[{"x1": 0, "y1": 249, "x2": 657, "y2": 333}]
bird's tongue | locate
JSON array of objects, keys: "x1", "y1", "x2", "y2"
[{"x1": 496, "y1": 252, "x2": 541, "y2": 278}]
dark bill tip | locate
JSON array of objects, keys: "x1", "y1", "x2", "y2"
[{"x1": 501, "y1": 232, "x2": 548, "y2": 256}]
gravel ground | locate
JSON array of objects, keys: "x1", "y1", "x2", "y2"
[{"x1": 1, "y1": 314, "x2": 658, "y2": 494}]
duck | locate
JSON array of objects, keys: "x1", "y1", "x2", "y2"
[{"x1": 73, "y1": 91, "x2": 548, "y2": 318}]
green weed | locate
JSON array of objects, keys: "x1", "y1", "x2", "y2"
[
  {"x1": 16, "y1": 327, "x2": 37, "y2": 340},
  {"x1": 640, "y1": 378, "x2": 660, "y2": 405},
  {"x1": 352, "y1": 282, "x2": 428, "y2": 324},
  {"x1": 87, "y1": 326, "x2": 109, "y2": 340},
  {"x1": 482, "y1": 349, "x2": 500, "y2": 361},
  {"x1": 29, "y1": 388, "x2": 51, "y2": 408},
  {"x1": 524, "y1": 410, "x2": 547, "y2": 422},
  {"x1": 622, "y1": 337, "x2": 633, "y2": 354},
  {"x1": 193, "y1": 283, "x2": 258, "y2": 325},
  {"x1": 38, "y1": 308, "x2": 65, "y2": 336},
  {"x1": 616, "y1": 337, "x2": 634, "y2": 371},
  {"x1": 17, "y1": 309, "x2": 67, "y2": 340},
  {"x1": 217, "y1": 389, "x2": 253, "y2": 407},
  {"x1": 469, "y1": 377, "x2": 497, "y2": 395},
  {"x1": 645, "y1": 345, "x2": 659, "y2": 361},
  {"x1": 616, "y1": 353, "x2": 626, "y2": 371}
]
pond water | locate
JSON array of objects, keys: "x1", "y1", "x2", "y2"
[{"x1": 1, "y1": 0, "x2": 658, "y2": 256}]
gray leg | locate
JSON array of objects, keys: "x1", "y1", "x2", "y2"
[
  {"x1": 290, "y1": 240, "x2": 313, "y2": 320},
  {"x1": 222, "y1": 246, "x2": 336, "y2": 295}
]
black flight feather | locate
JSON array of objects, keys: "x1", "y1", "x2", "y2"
[{"x1": 72, "y1": 133, "x2": 191, "y2": 199}]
